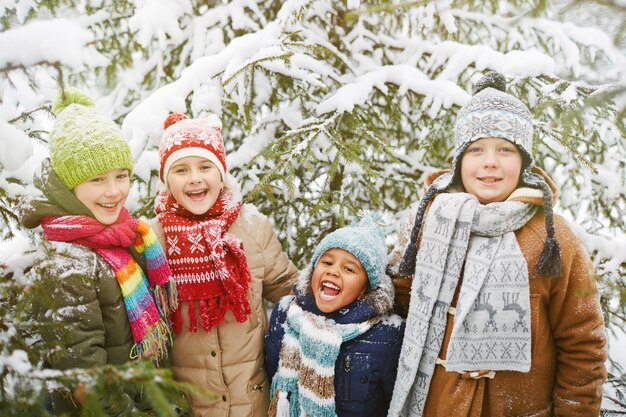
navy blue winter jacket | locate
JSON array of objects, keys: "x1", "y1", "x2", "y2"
[{"x1": 265, "y1": 294, "x2": 405, "y2": 417}]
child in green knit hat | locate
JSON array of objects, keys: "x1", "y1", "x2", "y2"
[{"x1": 21, "y1": 89, "x2": 178, "y2": 416}]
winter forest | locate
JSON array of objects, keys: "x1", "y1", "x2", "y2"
[{"x1": 1, "y1": 0, "x2": 625, "y2": 415}]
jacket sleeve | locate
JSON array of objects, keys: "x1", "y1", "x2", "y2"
[
  {"x1": 33, "y1": 247, "x2": 138, "y2": 416},
  {"x1": 382, "y1": 320, "x2": 406, "y2": 403},
  {"x1": 388, "y1": 208, "x2": 418, "y2": 318},
  {"x1": 264, "y1": 297, "x2": 291, "y2": 380},
  {"x1": 34, "y1": 249, "x2": 109, "y2": 370},
  {"x1": 258, "y1": 217, "x2": 300, "y2": 302},
  {"x1": 549, "y1": 216, "x2": 607, "y2": 416}
]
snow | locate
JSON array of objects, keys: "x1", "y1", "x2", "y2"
[
  {"x1": 0, "y1": 349, "x2": 31, "y2": 374},
  {"x1": 0, "y1": 19, "x2": 105, "y2": 70},
  {"x1": 316, "y1": 65, "x2": 468, "y2": 118},
  {"x1": 129, "y1": 0, "x2": 189, "y2": 49},
  {"x1": 568, "y1": 218, "x2": 626, "y2": 276},
  {"x1": 0, "y1": 119, "x2": 32, "y2": 171},
  {"x1": 0, "y1": 229, "x2": 34, "y2": 281},
  {"x1": 1, "y1": 0, "x2": 626, "y2": 412}
]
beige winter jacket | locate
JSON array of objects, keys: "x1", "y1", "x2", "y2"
[{"x1": 151, "y1": 205, "x2": 299, "y2": 417}]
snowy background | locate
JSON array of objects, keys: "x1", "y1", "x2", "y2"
[{"x1": 1, "y1": 0, "x2": 625, "y2": 413}]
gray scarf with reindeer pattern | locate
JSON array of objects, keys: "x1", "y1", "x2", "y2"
[{"x1": 389, "y1": 193, "x2": 536, "y2": 417}]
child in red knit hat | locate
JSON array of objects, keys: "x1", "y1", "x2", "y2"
[{"x1": 151, "y1": 113, "x2": 299, "y2": 417}]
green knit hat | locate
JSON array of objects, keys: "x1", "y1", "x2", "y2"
[{"x1": 48, "y1": 88, "x2": 133, "y2": 189}]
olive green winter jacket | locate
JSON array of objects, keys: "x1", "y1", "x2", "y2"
[{"x1": 21, "y1": 159, "x2": 156, "y2": 416}]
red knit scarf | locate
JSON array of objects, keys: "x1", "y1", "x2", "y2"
[
  {"x1": 40, "y1": 209, "x2": 177, "y2": 363},
  {"x1": 156, "y1": 190, "x2": 252, "y2": 332}
]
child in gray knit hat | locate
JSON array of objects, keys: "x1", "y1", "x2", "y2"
[
  {"x1": 387, "y1": 72, "x2": 606, "y2": 417},
  {"x1": 264, "y1": 214, "x2": 405, "y2": 417}
]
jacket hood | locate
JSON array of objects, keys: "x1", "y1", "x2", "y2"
[
  {"x1": 424, "y1": 165, "x2": 558, "y2": 206},
  {"x1": 21, "y1": 158, "x2": 93, "y2": 229}
]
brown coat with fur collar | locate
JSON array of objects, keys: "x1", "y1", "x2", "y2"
[{"x1": 390, "y1": 169, "x2": 606, "y2": 417}]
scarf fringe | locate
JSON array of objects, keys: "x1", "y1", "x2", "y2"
[
  {"x1": 130, "y1": 319, "x2": 173, "y2": 365},
  {"x1": 174, "y1": 295, "x2": 251, "y2": 334},
  {"x1": 535, "y1": 235, "x2": 562, "y2": 278},
  {"x1": 152, "y1": 280, "x2": 178, "y2": 317},
  {"x1": 277, "y1": 393, "x2": 290, "y2": 417},
  {"x1": 188, "y1": 301, "x2": 198, "y2": 332},
  {"x1": 269, "y1": 390, "x2": 294, "y2": 417},
  {"x1": 201, "y1": 297, "x2": 226, "y2": 331}
]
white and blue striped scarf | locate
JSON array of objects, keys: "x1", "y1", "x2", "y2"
[{"x1": 269, "y1": 298, "x2": 379, "y2": 417}]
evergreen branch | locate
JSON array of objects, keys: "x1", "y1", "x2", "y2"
[
  {"x1": 603, "y1": 395, "x2": 626, "y2": 411},
  {"x1": 343, "y1": 1, "x2": 427, "y2": 22},
  {"x1": 8, "y1": 106, "x2": 53, "y2": 124},
  {"x1": 537, "y1": 123, "x2": 598, "y2": 174},
  {"x1": 244, "y1": 128, "x2": 323, "y2": 201},
  {"x1": 0, "y1": 61, "x2": 64, "y2": 83},
  {"x1": 282, "y1": 40, "x2": 355, "y2": 77},
  {"x1": 575, "y1": 0, "x2": 626, "y2": 12},
  {"x1": 609, "y1": 310, "x2": 626, "y2": 323},
  {"x1": 222, "y1": 52, "x2": 295, "y2": 87}
]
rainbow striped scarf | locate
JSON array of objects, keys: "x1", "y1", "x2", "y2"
[{"x1": 41, "y1": 209, "x2": 178, "y2": 363}]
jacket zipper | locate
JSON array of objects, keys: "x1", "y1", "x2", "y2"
[{"x1": 344, "y1": 353, "x2": 351, "y2": 400}]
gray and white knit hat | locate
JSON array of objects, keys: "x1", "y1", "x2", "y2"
[
  {"x1": 454, "y1": 71, "x2": 534, "y2": 174},
  {"x1": 399, "y1": 71, "x2": 562, "y2": 279}
]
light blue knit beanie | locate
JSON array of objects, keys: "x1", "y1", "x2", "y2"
[{"x1": 310, "y1": 214, "x2": 387, "y2": 289}]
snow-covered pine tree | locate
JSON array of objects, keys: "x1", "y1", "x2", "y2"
[
  {"x1": 0, "y1": 2, "x2": 192, "y2": 415},
  {"x1": 1, "y1": 0, "x2": 625, "y2": 414}
]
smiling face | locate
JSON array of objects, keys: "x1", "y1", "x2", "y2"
[
  {"x1": 311, "y1": 248, "x2": 369, "y2": 313},
  {"x1": 72, "y1": 168, "x2": 131, "y2": 225},
  {"x1": 166, "y1": 155, "x2": 224, "y2": 215},
  {"x1": 460, "y1": 136, "x2": 523, "y2": 204}
]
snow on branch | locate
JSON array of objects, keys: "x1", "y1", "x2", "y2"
[
  {"x1": 401, "y1": 38, "x2": 556, "y2": 80},
  {"x1": 122, "y1": 22, "x2": 283, "y2": 152},
  {"x1": 129, "y1": 0, "x2": 189, "y2": 49},
  {"x1": 570, "y1": 221, "x2": 626, "y2": 275},
  {"x1": 453, "y1": 9, "x2": 625, "y2": 79},
  {"x1": 0, "y1": 120, "x2": 33, "y2": 173},
  {"x1": 316, "y1": 65, "x2": 468, "y2": 117},
  {"x1": 0, "y1": 19, "x2": 105, "y2": 71}
]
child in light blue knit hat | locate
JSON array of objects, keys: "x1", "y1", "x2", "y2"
[{"x1": 264, "y1": 214, "x2": 405, "y2": 417}]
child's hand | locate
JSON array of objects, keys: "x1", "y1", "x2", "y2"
[
  {"x1": 393, "y1": 276, "x2": 412, "y2": 318},
  {"x1": 140, "y1": 325, "x2": 159, "y2": 358},
  {"x1": 73, "y1": 381, "x2": 86, "y2": 405}
]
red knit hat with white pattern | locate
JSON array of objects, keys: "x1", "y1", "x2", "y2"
[{"x1": 159, "y1": 113, "x2": 226, "y2": 182}]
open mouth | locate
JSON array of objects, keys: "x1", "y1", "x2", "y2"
[
  {"x1": 319, "y1": 280, "x2": 341, "y2": 301},
  {"x1": 97, "y1": 202, "x2": 119, "y2": 209},
  {"x1": 185, "y1": 189, "x2": 208, "y2": 200}
]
